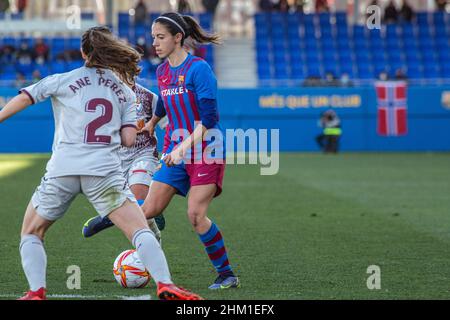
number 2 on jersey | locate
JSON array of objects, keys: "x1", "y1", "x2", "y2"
[{"x1": 84, "y1": 98, "x2": 113, "y2": 144}]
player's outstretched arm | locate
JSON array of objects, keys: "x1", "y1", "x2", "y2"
[{"x1": 0, "y1": 93, "x2": 33, "y2": 123}]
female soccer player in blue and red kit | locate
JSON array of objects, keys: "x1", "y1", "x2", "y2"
[{"x1": 142, "y1": 12, "x2": 240, "y2": 290}]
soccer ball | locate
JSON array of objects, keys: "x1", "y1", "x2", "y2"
[{"x1": 113, "y1": 249, "x2": 151, "y2": 288}]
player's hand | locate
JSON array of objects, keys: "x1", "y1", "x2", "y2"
[
  {"x1": 164, "y1": 148, "x2": 184, "y2": 167},
  {"x1": 139, "y1": 120, "x2": 156, "y2": 136}
]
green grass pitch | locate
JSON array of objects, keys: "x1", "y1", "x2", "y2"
[{"x1": 1, "y1": 153, "x2": 450, "y2": 300}]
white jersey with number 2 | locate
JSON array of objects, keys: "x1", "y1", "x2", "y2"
[{"x1": 20, "y1": 66, "x2": 137, "y2": 178}]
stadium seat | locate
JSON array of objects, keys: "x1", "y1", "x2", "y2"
[
  {"x1": 406, "y1": 65, "x2": 423, "y2": 78},
  {"x1": 423, "y1": 65, "x2": 440, "y2": 78},
  {"x1": 417, "y1": 12, "x2": 430, "y2": 25},
  {"x1": 335, "y1": 12, "x2": 347, "y2": 25},
  {"x1": 253, "y1": 12, "x2": 448, "y2": 83}
]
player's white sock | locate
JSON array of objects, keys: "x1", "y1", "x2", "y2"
[
  {"x1": 19, "y1": 235, "x2": 47, "y2": 291},
  {"x1": 132, "y1": 229, "x2": 172, "y2": 284}
]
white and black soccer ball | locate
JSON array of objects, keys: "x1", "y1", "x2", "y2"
[{"x1": 113, "y1": 249, "x2": 151, "y2": 288}]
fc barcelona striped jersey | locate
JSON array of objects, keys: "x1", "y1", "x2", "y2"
[{"x1": 156, "y1": 53, "x2": 225, "y2": 161}]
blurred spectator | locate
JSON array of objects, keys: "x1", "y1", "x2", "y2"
[
  {"x1": 302, "y1": 76, "x2": 322, "y2": 87},
  {"x1": 340, "y1": 73, "x2": 354, "y2": 87},
  {"x1": 293, "y1": 0, "x2": 306, "y2": 13},
  {"x1": 259, "y1": 0, "x2": 273, "y2": 12},
  {"x1": 435, "y1": 0, "x2": 448, "y2": 11},
  {"x1": 395, "y1": 68, "x2": 408, "y2": 81},
  {"x1": 0, "y1": 45, "x2": 16, "y2": 64},
  {"x1": 16, "y1": 41, "x2": 33, "y2": 65},
  {"x1": 15, "y1": 73, "x2": 27, "y2": 88},
  {"x1": 178, "y1": 0, "x2": 191, "y2": 14},
  {"x1": 134, "y1": 0, "x2": 147, "y2": 25},
  {"x1": 67, "y1": 49, "x2": 82, "y2": 62},
  {"x1": 378, "y1": 71, "x2": 389, "y2": 81},
  {"x1": 202, "y1": 0, "x2": 220, "y2": 17},
  {"x1": 0, "y1": 0, "x2": 10, "y2": 13},
  {"x1": 16, "y1": 0, "x2": 27, "y2": 13},
  {"x1": 384, "y1": 0, "x2": 398, "y2": 24},
  {"x1": 33, "y1": 38, "x2": 49, "y2": 62},
  {"x1": 399, "y1": 0, "x2": 414, "y2": 23},
  {"x1": 316, "y1": 110, "x2": 342, "y2": 154},
  {"x1": 135, "y1": 36, "x2": 149, "y2": 59},
  {"x1": 273, "y1": 0, "x2": 290, "y2": 12},
  {"x1": 31, "y1": 70, "x2": 42, "y2": 84},
  {"x1": 324, "y1": 72, "x2": 340, "y2": 86},
  {"x1": 315, "y1": 0, "x2": 329, "y2": 13}
]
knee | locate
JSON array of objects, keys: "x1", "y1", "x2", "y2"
[
  {"x1": 131, "y1": 185, "x2": 149, "y2": 201},
  {"x1": 187, "y1": 207, "x2": 206, "y2": 229}
]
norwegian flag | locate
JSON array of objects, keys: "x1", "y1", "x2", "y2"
[{"x1": 375, "y1": 81, "x2": 408, "y2": 136}]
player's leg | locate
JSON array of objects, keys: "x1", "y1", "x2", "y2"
[
  {"x1": 130, "y1": 183, "x2": 161, "y2": 242},
  {"x1": 127, "y1": 157, "x2": 166, "y2": 235},
  {"x1": 18, "y1": 202, "x2": 54, "y2": 300},
  {"x1": 188, "y1": 184, "x2": 239, "y2": 290},
  {"x1": 186, "y1": 163, "x2": 239, "y2": 290},
  {"x1": 82, "y1": 180, "x2": 174, "y2": 238},
  {"x1": 19, "y1": 176, "x2": 79, "y2": 300},
  {"x1": 107, "y1": 200, "x2": 202, "y2": 300},
  {"x1": 84, "y1": 174, "x2": 202, "y2": 300},
  {"x1": 140, "y1": 181, "x2": 177, "y2": 219},
  {"x1": 82, "y1": 158, "x2": 169, "y2": 238},
  {"x1": 140, "y1": 161, "x2": 190, "y2": 219}
]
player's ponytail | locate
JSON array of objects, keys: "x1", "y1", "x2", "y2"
[
  {"x1": 154, "y1": 12, "x2": 221, "y2": 46},
  {"x1": 81, "y1": 26, "x2": 141, "y2": 86},
  {"x1": 181, "y1": 15, "x2": 221, "y2": 45}
]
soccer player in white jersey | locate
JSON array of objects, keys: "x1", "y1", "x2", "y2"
[
  {"x1": 82, "y1": 83, "x2": 167, "y2": 241},
  {"x1": 0, "y1": 26, "x2": 201, "y2": 300}
]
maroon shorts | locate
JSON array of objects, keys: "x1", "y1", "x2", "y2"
[{"x1": 185, "y1": 162, "x2": 226, "y2": 197}]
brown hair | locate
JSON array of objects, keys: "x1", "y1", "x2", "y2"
[
  {"x1": 154, "y1": 12, "x2": 221, "y2": 46},
  {"x1": 81, "y1": 26, "x2": 141, "y2": 86}
]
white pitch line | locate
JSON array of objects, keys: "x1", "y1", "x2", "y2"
[{"x1": 0, "y1": 294, "x2": 152, "y2": 300}]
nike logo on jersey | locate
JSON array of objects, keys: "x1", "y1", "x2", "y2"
[{"x1": 198, "y1": 173, "x2": 209, "y2": 177}]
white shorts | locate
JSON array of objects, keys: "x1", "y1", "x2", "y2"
[
  {"x1": 122, "y1": 154, "x2": 159, "y2": 187},
  {"x1": 31, "y1": 173, "x2": 136, "y2": 221}
]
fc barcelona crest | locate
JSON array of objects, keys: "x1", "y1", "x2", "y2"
[{"x1": 178, "y1": 75, "x2": 185, "y2": 86}]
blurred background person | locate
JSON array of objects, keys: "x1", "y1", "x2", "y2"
[
  {"x1": 316, "y1": 0, "x2": 329, "y2": 12},
  {"x1": 399, "y1": 0, "x2": 415, "y2": 23},
  {"x1": 134, "y1": 0, "x2": 148, "y2": 25},
  {"x1": 0, "y1": 0, "x2": 10, "y2": 13},
  {"x1": 384, "y1": 0, "x2": 399, "y2": 24},
  {"x1": 259, "y1": 0, "x2": 273, "y2": 12},
  {"x1": 178, "y1": 0, "x2": 192, "y2": 14},
  {"x1": 316, "y1": 110, "x2": 342, "y2": 154},
  {"x1": 33, "y1": 38, "x2": 49, "y2": 62},
  {"x1": 435, "y1": 0, "x2": 448, "y2": 11},
  {"x1": 202, "y1": 0, "x2": 220, "y2": 18},
  {"x1": 17, "y1": 0, "x2": 27, "y2": 13}
]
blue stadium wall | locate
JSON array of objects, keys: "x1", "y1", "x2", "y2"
[{"x1": 1, "y1": 85, "x2": 450, "y2": 153}]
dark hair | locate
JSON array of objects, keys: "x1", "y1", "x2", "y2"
[
  {"x1": 81, "y1": 26, "x2": 141, "y2": 86},
  {"x1": 154, "y1": 12, "x2": 221, "y2": 46}
]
